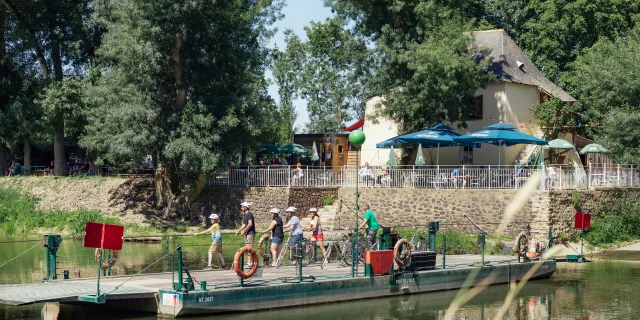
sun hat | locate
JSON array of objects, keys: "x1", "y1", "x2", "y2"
[
  {"x1": 240, "y1": 201, "x2": 252, "y2": 209},
  {"x1": 208, "y1": 214, "x2": 219, "y2": 220},
  {"x1": 309, "y1": 207, "x2": 318, "y2": 212},
  {"x1": 285, "y1": 206, "x2": 297, "y2": 213},
  {"x1": 270, "y1": 208, "x2": 280, "y2": 214}
]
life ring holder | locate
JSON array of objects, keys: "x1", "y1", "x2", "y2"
[
  {"x1": 514, "y1": 232, "x2": 529, "y2": 257},
  {"x1": 393, "y1": 239, "x2": 412, "y2": 268},
  {"x1": 233, "y1": 246, "x2": 259, "y2": 279},
  {"x1": 258, "y1": 234, "x2": 271, "y2": 260},
  {"x1": 95, "y1": 248, "x2": 119, "y2": 268}
]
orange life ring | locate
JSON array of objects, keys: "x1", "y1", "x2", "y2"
[
  {"x1": 95, "y1": 249, "x2": 119, "y2": 268},
  {"x1": 393, "y1": 239, "x2": 412, "y2": 268},
  {"x1": 233, "y1": 246, "x2": 259, "y2": 279},
  {"x1": 258, "y1": 234, "x2": 271, "y2": 260}
]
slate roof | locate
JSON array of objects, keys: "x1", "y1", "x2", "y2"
[{"x1": 472, "y1": 29, "x2": 576, "y2": 102}]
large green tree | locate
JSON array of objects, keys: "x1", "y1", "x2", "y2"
[
  {"x1": 2, "y1": 0, "x2": 98, "y2": 175},
  {"x1": 82, "y1": 0, "x2": 283, "y2": 218},
  {"x1": 274, "y1": 18, "x2": 372, "y2": 133},
  {"x1": 325, "y1": 0, "x2": 494, "y2": 134},
  {"x1": 568, "y1": 27, "x2": 640, "y2": 164},
  {"x1": 484, "y1": 0, "x2": 640, "y2": 85}
]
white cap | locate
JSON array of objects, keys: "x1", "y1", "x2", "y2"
[
  {"x1": 309, "y1": 207, "x2": 318, "y2": 212},
  {"x1": 240, "y1": 202, "x2": 252, "y2": 209},
  {"x1": 270, "y1": 208, "x2": 280, "y2": 214},
  {"x1": 285, "y1": 206, "x2": 297, "y2": 213},
  {"x1": 209, "y1": 214, "x2": 219, "y2": 220}
]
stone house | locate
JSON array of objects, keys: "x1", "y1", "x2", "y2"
[{"x1": 361, "y1": 29, "x2": 576, "y2": 167}]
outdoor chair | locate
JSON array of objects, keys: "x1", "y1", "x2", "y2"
[
  {"x1": 469, "y1": 174, "x2": 486, "y2": 188},
  {"x1": 429, "y1": 173, "x2": 450, "y2": 189}
]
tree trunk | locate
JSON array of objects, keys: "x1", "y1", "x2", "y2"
[
  {"x1": 50, "y1": 26, "x2": 66, "y2": 175},
  {"x1": 53, "y1": 119, "x2": 66, "y2": 176},
  {"x1": 154, "y1": 161, "x2": 206, "y2": 222},
  {"x1": 22, "y1": 136, "x2": 31, "y2": 175},
  {"x1": 171, "y1": 32, "x2": 186, "y2": 111},
  {"x1": 0, "y1": 141, "x2": 7, "y2": 176}
]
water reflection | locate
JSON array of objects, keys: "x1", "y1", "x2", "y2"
[{"x1": 2, "y1": 235, "x2": 639, "y2": 320}]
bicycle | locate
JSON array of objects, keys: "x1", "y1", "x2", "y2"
[
  {"x1": 321, "y1": 227, "x2": 353, "y2": 268},
  {"x1": 407, "y1": 224, "x2": 428, "y2": 251},
  {"x1": 275, "y1": 233, "x2": 314, "y2": 268}
]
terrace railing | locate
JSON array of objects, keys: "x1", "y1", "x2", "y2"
[{"x1": 208, "y1": 164, "x2": 638, "y2": 190}]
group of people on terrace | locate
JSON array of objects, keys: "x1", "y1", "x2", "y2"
[{"x1": 193, "y1": 201, "x2": 379, "y2": 270}]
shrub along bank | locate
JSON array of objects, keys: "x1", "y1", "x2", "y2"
[
  {"x1": 0, "y1": 186, "x2": 165, "y2": 237},
  {"x1": 586, "y1": 198, "x2": 640, "y2": 248}
]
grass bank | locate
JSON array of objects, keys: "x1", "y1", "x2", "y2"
[
  {"x1": 586, "y1": 199, "x2": 640, "y2": 249},
  {"x1": 0, "y1": 186, "x2": 178, "y2": 237}
]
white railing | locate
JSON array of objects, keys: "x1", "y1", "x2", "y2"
[{"x1": 209, "y1": 164, "x2": 639, "y2": 190}]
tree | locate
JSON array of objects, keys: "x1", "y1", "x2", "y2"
[
  {"x1": 3, "y1": 0, "x2": 99, "y2": 175},
  {"x1": 82, "y1": 0, "x2": 284, "y2": 219},
  {"x1": 531, "y1": 98, "x2": 579, "y2": 140},
  {"x1": 568, "y1": 27, "x2": 640, "y2": 164},
  {"x1": 275, "y1": 18, "x2": 372, "y2": 133},
  {"x1": 484, "y1": 0, "x2": 640, "y2": 84},
  {"x1": 326, "y1": 1, "x2": 494, "y2": 134},
  {"x1": 269, "y1": 49, "x2": 297, "y2": 145}
]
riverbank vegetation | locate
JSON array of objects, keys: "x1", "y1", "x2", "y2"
[
  {"x1": 586, "y1": 200, "x2": 640, "y2": 248},
  {"x1": 0, "y1": 186, "x2": 178, "y2": 237}
]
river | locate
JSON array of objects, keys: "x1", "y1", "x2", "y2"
[{"x1": 1, "y1": 236, "x2": 639, "y2": 319}]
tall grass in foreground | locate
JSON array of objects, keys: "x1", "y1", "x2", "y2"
[
  {"x1": 0, "y1": 187, "x2": 119, "y2": 237},
  {"x1": 443, "y1": 172, "x2": 548, "y2": 320}
]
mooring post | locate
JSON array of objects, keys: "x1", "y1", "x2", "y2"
[
  {"x1": 44, "y1": 234, "x2": 62, "y2": 281},
  {"x1": 442, "y1": 234, "x2": 447, "y2": 269},
  {"x1": 428, "y1": 222, "x2": 439, "y2": 252}
]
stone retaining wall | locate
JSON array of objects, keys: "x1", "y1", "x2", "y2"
[
  {"x1": 190, "y1": 187, "x2": 338, "y2": 228},
  {"x1": 191, "y1": 186, "x2": 640, "y2": 238},
  {"x1": 334, "y1": 188, "x2": 550, "y2": 237}
]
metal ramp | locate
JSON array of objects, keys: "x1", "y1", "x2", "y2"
[{"x1": 0, "y1": 282, "x2": 155, "y2": 306}]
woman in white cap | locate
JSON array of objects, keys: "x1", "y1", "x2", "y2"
[
  {"x1": 193, "y1": 214, "x2": 227, "y2": 270},
  {"x1": 306, "y1": 208, "x2": 326, "y2": 259},
  {"x1": 285, "y1": 207, "x2": 304, "y2": 260},
  {"x1": 259, "y1": 208, "x2": 285, "y2": 266}
]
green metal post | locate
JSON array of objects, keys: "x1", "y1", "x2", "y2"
[
  {"x1": 164, "y1": 234, "x2": 170, "y2": 272},
  {"x1": 175, "y1": 245, "x2": 184, "y2": 291},
  {"x1": 298, "y1": 241, "x2": 303, "y2": 282},
  {"x1": 239, "y1": 252, "x2": 244, "y2": 287},
  {"x1": 442, "y1": 234, "x2": 446, "y2": 269},
  {"x1": 44, "y1": 235, "x2": 62, "y2": 280},
  {"x1": 481, "y1": 232, "x2": 485, "y2": 266},
  {"x1": 580, "y1": 228, "x2": 584, "y2": 262},
  {"x1": 428, "y1": 222, "x2": 439, "y2": 252},
  {"x1": 107, "y1": 250, "x2": 112, "y2": 276},
  {"x1": 352, "y1": 151, "x2": 359, "y2": 277},
  {"x1": 548, "y1": 228, "x2": 553, "y2": 249},
  {"x1": 96, "y1": 249, "x2": 102, "y2": 297}
]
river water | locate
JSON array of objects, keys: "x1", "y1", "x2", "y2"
[{"x1": 1, "y1": 236, "x2": 639, "y2": 319}]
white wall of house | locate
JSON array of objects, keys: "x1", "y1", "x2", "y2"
[
  {"x1": 360, "y1": 96, "x2": 401, "y2": 167},
  {"x1": 362, "y1": 82, "x2": 543, "y2": 166}
]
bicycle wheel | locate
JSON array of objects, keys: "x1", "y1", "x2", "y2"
[
  {"x1": 342, "y1": 242, "x2": 355, "y2": 266},
  {"x1": 302, "y1": 241, "x2": 314, "y2": 267},
  {"x1": 276, "y1": 244, "x2": 289, "y2": 268}
]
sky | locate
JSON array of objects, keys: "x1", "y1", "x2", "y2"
[{"x1": 266, "y1": 0, "x2": 334, "y2": 129}]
